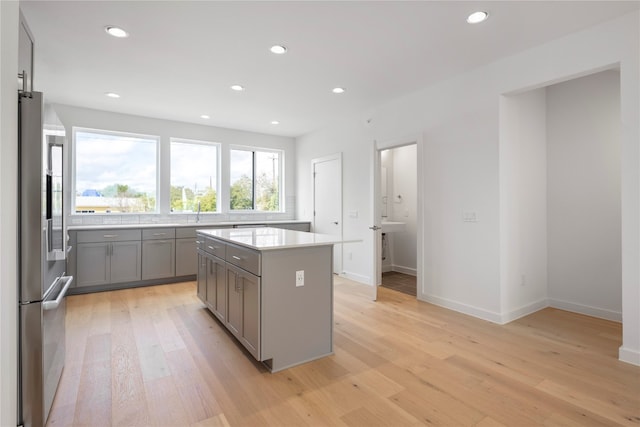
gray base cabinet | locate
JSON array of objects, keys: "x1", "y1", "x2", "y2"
[
  {"x1": 226, "y1": 263, "x2": 260, "y2": 359},
  {"x1": 76, "y1": 230, "x2": 142, "y2": 287},
  {"x1": 176, "y1": 238, "x2": 197, "y2": 276},
  {"x1": 197, "y1": 252, "x2": 207, "y2": 302},
  {"x1": 206, "y1": 255, "x2": 226, "y2": 322},
  {"x1": 142, "y1": 240, "x2": 175, "y2": 280},
  {"x1": 67, "y1": 222, "x2": 310, "y2": 294},
  {"x1": 196, "y1": 230, "x2": 333, "y2": 372}
]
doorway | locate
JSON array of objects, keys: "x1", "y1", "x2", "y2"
[
  {"x1": 371, "y1": 137, "x2": 423, "y2": 301},
  {"x1": 380, "y1": 145, "x2": 418, "y2": 296},
  {"x1": 312, "y1": 153, "x2": 342, "y2": 274}
]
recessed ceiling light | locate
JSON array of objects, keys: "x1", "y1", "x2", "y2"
[
  {"x1": 231, "y1": 85, "x2": 245, "y2": 91},
  {"x1": 271, "y1": 120, "x2": 280, "y2": 125},
  {"x1": 332, "y1": 87, "x2": 345, "y2": 94},
  {"x1": 270, "y1": 45, "x2": 287, "y2": 54},
  {"x1": 200, "y1": 115, "x2": 210, "y2": 119},
  {"x1": 105, "y1": 26, "x2": 129, "y2": 38},
  {"x1": 466, "y1": 11, "x2": 488, "y2": 24},
  {"x1": 105, "y1": 92, "x2": 120, "y2": 98}
]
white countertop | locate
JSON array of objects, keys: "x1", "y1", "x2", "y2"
[
  {"x1": 197, "y1": 227, "x2": 342, "y2": 250},
  {"x1": 67, "y1": 220, "x2": 310, "y2": 231}
]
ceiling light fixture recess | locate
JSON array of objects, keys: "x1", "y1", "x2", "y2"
[
  {"x1": 270, "y1": 45, "x2": 287, "y2": 54},
  {"x1": 200, "y1": 115, "x2": 210, "y2": 119},
  {"x1": 231, "y1": 85, "x2": 245, "y2": 91},
  {"x1": 332, "y1": 87, "x2": 345, "y2": 94},
  {"x1": 105, "y1": 92, "x2": 121, "y2": 98},
  {"x1": 105, "y1": 26, "x2": 129, "y2": 38},
  {"x1": 466, "y1": 11, "x2": 488, "y2": 24}
]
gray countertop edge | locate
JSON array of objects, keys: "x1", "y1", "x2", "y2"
[{"x1": 67, "y1": 220, "x2": 311, "y2": 231}]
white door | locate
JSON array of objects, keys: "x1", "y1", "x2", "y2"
[
  {"x1": 313, "y1": 154, "x2": 342, "y2": 274},
  {"x1": 370, "y1": 143, "x2": 383, "y2": 300}
]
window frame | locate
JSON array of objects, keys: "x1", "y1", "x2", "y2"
[
  {"x1": 169, "y1": 137, "x2": 221, "y2": 214},
  {"x1": 229, "y1": 146, "x2": 284, "y2": 212},
  {"x1": 72, "y1": 127, "x2": 160, "y2": 214}
]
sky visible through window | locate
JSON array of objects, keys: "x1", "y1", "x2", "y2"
[{"x1": 75, "y1": 131, "x2": 156, "y2": 195}]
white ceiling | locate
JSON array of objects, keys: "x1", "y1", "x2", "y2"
[{"x1": 20, "y1": 1, "x2": 639, "y2": 138}]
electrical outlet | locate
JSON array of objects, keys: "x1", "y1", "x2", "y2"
[{"x1": 296, "y1": 270, "x2": 304, "y2": 287}]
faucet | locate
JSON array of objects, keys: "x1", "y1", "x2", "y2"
[{"x1": 196, "y1": 201, "x2": 201, "y2": 223}]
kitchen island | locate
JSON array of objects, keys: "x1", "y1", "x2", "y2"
[{"x1": 196, "y1": 227, "x2": 340, "y2": 372}]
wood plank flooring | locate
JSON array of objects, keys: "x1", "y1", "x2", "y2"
[
  {"x1": 47, "y1": 277, "x2": 640, "y2": 426},
  {"x1": 381, "y1": 271, "x2": 417, "y2": 296}
]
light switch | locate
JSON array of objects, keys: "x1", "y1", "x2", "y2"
[{"x1": 463, "y1": 211, "x2": 478, "y2": 222}]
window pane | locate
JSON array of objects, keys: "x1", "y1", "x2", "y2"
[
  {"x1": 255, "y1": 151, "x2": 280, "y2": 211},
  {"x1": 230, "y1": 149, "x2": 253, "y2": 210},
  {"x1": 74, "y1": 130, "x2": 157, "y2": 213},
  {"x1": 170, "y1": 140, "x2": 219, "y2": 213}
]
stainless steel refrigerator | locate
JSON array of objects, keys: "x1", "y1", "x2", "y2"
[{"x1": 18, "y1": 91, "x2": 73, "y2": 427}]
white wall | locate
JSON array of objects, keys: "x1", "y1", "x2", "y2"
[
  {"x1": 499, "y1": 88, "x2": 548, "y2": 322},
  {"x1": 296, "y1": 11, "x2": 639, "y2": 363},
  {"x1": 54, "y1": 105, "x2": 297, "y2": 226},
  {"x1": 296, "y1": 120, "x2": 374, "y2": 283},
  {"x1": 547, "y1": 70, "x2": 622, "y2": 321},
  {"x1": 0, "y1": 1, "x2": 19, "y2": 425},
  {"x1": 390, "y1": 144, "x2": 417, "y2": 274}
]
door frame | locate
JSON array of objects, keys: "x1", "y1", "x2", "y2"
[
  {"x1": 312, "y1": 153, "x2": 343, "y2": 274},
  {"x1": 370, "y1": 135, "x2": 424, "y2": 301}
]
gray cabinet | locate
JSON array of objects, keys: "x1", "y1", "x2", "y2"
[
  {"x1": 142, "y1": 228, "x2": 175, "y2": 280},
  {"x1": 176, "y1": 238, "x2": 197, "y2": 276},
  {"x1": 195, "y1": 229, "x2": 333, "y2": 372},
  {"x1": 76, "y1": 242, "x2": 109, "y2": 286},
  {"x1": 206, "y1": 255, "x2": 227, "y2": 322},
  {"x1": 176, "y1": 227, "x2": 199, "y2": 276},
  {"x1": 197, "y1": 251, "x2": 207, "y2": 302},
  {"x1": 76, "y1": 230, "x2": 142, "y2": 287},
  {"x1": 226, "y1": 263, "x2": 260, "y2": 358}
]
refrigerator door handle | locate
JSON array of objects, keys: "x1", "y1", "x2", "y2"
[{"x1": 42, "y1": 276, "x2": 73, "y2": 311}]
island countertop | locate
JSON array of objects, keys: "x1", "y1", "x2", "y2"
[{"x1": 197, "y1": 227, "x2": 341, "y2": 250}]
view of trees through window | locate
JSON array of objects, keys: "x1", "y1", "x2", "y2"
[
  {"x1": 73, "y1": 129, "x2": 282, "y2": 215},
  {"x1": 74, "y1": 130, "x2": 157, "y2": 213},
  {"x1": 170, "y1": 139, "x2": 219, "y2": 213},
  {"x1": 230, "y1": 149, "x2": 281, "y2": 211}
]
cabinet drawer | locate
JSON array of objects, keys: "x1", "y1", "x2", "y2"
[
  {"x1": 203, "y1": 236, "x2": 226, "y2": 258},
  {"x1": 226, "y1": 243, "x2": 260, "y2": 276},
  {"x1": 176, "y1": 227, "x2": 197, "y2": 239},
  {"x1": 77, "y1": 229, "x2": 141, "y2": 243},
  {"x1": 142, "y1": 228, "x2": 176, "y2": 240}
]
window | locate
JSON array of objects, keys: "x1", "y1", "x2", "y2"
[
  {"x1": 230, "y1": 148, "x2": 282, "y2": 211},
  {"x1": 170, "y1": 138, "x2": 220, "y2": 213},
  {"x1": 74, "y1": 129, "x2": 158, "y2": 213}
]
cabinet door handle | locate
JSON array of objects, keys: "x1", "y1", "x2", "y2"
[
  {"x1": 195, "y1": 240, "x2": 202, "y2": 244},
  {"x1": 232, "y1": 255, "x2": 242, "y2": 261},
  {"x1": 103, "y1": 234, "x2": 118, "y2": 238},
  {"x1": 153, "y1": 232, "x2": 166, "y2": 236},
  {"x1": 207, "y1": 245, "x2": 215, "y2": 250}
]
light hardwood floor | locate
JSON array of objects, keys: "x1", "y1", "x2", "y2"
[{"x1": 47, "y1": 277, "x2": 640, "y2": 426}]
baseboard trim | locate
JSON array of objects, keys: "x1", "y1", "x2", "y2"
[
  {"x1": 500, "y1": 299, "x2": 549, "y2": 324},
  {"x1": 339, "y1": 271, "x2": 371, "y2": 286},
  {"x1": 391, "y1": 265, "x2": 416, "y2": 276},
  {"x1": 619, "y1": 346, "x2": 640, "y2": 366},
  {"x1": 420, "y1": 294, "x2": 502, "y2": 324},
  {"x1": 548, "y1": 298, "x2": 622, "y2": 322}
]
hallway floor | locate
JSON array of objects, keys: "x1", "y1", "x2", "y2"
[{"x1": 381, "y1": 271, "x2": 416, "y2": 296}]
